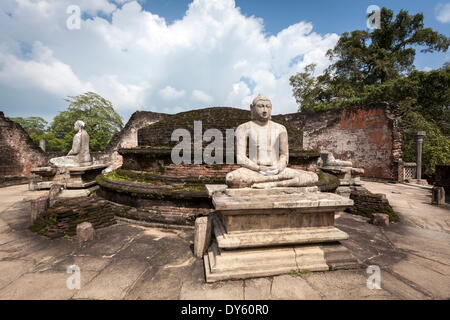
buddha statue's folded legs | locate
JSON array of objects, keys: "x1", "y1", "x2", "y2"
[{"x1": 226, "y1": 167, "x2": 319, "y2": 189}]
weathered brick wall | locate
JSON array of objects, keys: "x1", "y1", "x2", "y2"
[
  {"x1": 1, "y1": 103, "x2": 403, "y2": 183},
  {"x1": 0, "y1": 112, "x2": 47, "y2": 184},
  {"x1": 278, "y1": 103, "x2": 402, "y2": 180},
  {"x1": 0, "y1": 111, "x2": 167, "y2": 184}
]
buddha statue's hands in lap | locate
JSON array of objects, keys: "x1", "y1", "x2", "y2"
[{"x1": 226, "y1": 95, "x2": 318, "y2": 189}]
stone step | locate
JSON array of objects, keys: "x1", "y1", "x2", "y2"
[
  {"x1": 213, "y1": 215, "x2": 349, "y2": 249},
  {"x1": 204, "y1": 241, "x2": 360, "y2": 283}
]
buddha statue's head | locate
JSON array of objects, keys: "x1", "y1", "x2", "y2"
[
  {"x1": 250, "y1": 94, "x2": 272, "y2": 122},
  {"x1": 74, "y1": 120, "x2": 85, "y2": 132}
]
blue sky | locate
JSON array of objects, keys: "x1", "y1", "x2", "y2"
[{"x1": 0, "y1": 0, "x2": 448, "y2": 122}]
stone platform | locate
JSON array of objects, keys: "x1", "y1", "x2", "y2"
[
  {"x1": 204, "y1": 241, "x2": 358, "y2": 282},
  {"x1": 30, "y1": 164, "x2": 108, "y2": 190},
  {"x1": 204, "y1": 186, "x2": 359, "y2": 282}
]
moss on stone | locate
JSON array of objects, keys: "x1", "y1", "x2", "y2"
[
  {"x1": 104, "y1": 169, "x2": 225, "y2": 185},
  {"x1": 316, "y1": 170, "x2": 340, "y2": 192},
  {"x1": 97, "y1": 173, "x2": 210, "y2": 201}
]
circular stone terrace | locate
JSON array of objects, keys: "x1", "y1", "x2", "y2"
[{"x1": 95, "y1": 107, "x2": 338, "y2": 228}]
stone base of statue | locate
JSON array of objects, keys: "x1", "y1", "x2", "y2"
[
  {"x1": 204, "y1": 186, "x2": 360, "y2": 282},
  {"x1": 30, "y1": 164, "x2": 108, "y2": 190}
]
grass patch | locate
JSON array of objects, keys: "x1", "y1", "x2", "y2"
[{"x1": 290, "y1": 269, "x2": 312, "y2": 276}]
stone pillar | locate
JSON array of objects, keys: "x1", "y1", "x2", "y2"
[
  {"x1": 431, "y1": 186, "x2": 445, "y2": 205},
  {"x1": 416, "y1": 131, "x2": 426, "y2": 179},
  {"x1": 30, "y1": 196, "x2": 49, "y2": 225},
  {"x1": 39, "y1": 139, "x2": 46, "y2": 152}
]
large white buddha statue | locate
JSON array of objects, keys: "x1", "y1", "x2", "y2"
[{"x1": 226, "y1": 95, "x2": 318, "y2": 189}]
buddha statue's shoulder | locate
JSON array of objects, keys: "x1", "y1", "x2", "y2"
[
  {"x1": 235, "y1": 121, "x2": 255, "y2": 132},
  {"x1": 269, "y1": 120, "x2": 287, "y2": 133},
  {"x1": 80, "y1": 130, "x2": 89, "y2": 138}
]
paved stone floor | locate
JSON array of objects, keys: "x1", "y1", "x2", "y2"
[{"x1": 0, "y1": 181, "x2": 449, "y2": 300}]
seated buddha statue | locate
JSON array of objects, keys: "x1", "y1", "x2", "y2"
[
  {"x1": 226, "y1": 95, "x2": 318, "y2": 189},
  {"x1": 49, "y1": 120, "x2": 92, "y2": 168}
]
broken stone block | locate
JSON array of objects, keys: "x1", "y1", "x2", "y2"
[
  {"x1": 335, "y1": 186, "x2": 351, "y2": 198},
  {"x1": 30, "y1": 196, "x2": 49, "y2": 224},
  {"x1": 371, "y1": 213, "x2": 390, "y2": 227},
  {"x1": 431, "y1": 186, "x2": 445, "y2": 205},
  {"x1": 194, "y1": 216, "x2": 211, "y2": 258},
  {"x1": 48, "y1": 184, "x2": 64, "y2": 206},
  {"x1": 76, "y1": 222, "x2": 95, "y2": 243}
]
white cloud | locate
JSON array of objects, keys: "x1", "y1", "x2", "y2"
[
  {"x1": 159, "y1": 86, "x2": 186, "y2": 100},
  {"x1": 0, "y1": 42, "x2": 91, "y2": 95},
  {"x1": 192, "y1": 89, "x2": 213, "y2": 103},
  {"x1": 0, "y1": 0, "x2": 339, "y2": 119},
  {"x1": 436, "y1": 3, "x2": 450, "y2": 23}
]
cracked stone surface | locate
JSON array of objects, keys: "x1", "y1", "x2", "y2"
[{"x1": 0, "y1": 182, "x2": 449, "y2": 300}]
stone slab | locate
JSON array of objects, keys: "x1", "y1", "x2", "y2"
[
  {"x1": 205, "y1": 184, "x2": 227, "y2": 197},
  {"x1": 30, "y1": 164, "x2": 108, "y2": 190},
  {"x1": 204, "y1": 242, "x2": 360, "y2": 283},
  {"x1": 213, "y1": 191, "x2": 353, "y2": 211},
  {"x1": 59, "y1": 186, "x2": 99, "y2": 198},
  {"x1": 194, "y1": 216, "x2": 212, "y2": 258},
  {"x1": 224, "y1": 186, "x2": 319, "y2": 197}
]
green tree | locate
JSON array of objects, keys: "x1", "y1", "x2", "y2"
[
  {"x1": 327, "y1": 7, "x2": 449, "y2": 86},
  {"x1": 289, "y1": 7, "x2": 450, "y2": 175},
  {"x1": 401, "y1": 112, "x2": 450, "y2": 176},
  {"x1": 290, "y1": 8, "x2": 450, "y2": 112},
  {"x1": 50, "y1": 92, "x2": 124, "y2": 152},
  {"x1": 10, "y1": 116, "x2": 49, "y2": 145}
]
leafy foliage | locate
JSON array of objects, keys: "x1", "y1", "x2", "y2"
[
  {"x1": 289, "y1": 7, "x2": 450, "y2": 174},
  {"x1": 11, "y1": 92, "x2": 124, "y2": 152},
  {"x1": 327, "y1": 7, "x2": 449, "y2": 86},
  {"x1": 400, "y1": 112, "x2": 450, "y2": 176},
  {"x1": 10, "y1": 116, "x2": 48, "y2": 142},
  {"x1": 49, "y1": 92, "x2": 124, "y2": 152}
]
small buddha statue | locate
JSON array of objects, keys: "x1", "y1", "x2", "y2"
[{"x1": 49, "y1": 120, "x2": 92, "y2": 167}]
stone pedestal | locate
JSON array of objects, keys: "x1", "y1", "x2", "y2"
[
  {"x1": 30, "y1": 164, "x2": 108, "y2": 190},
  {"x1": 204, "y1": 186, "x2": 360, "y2": 282}
]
